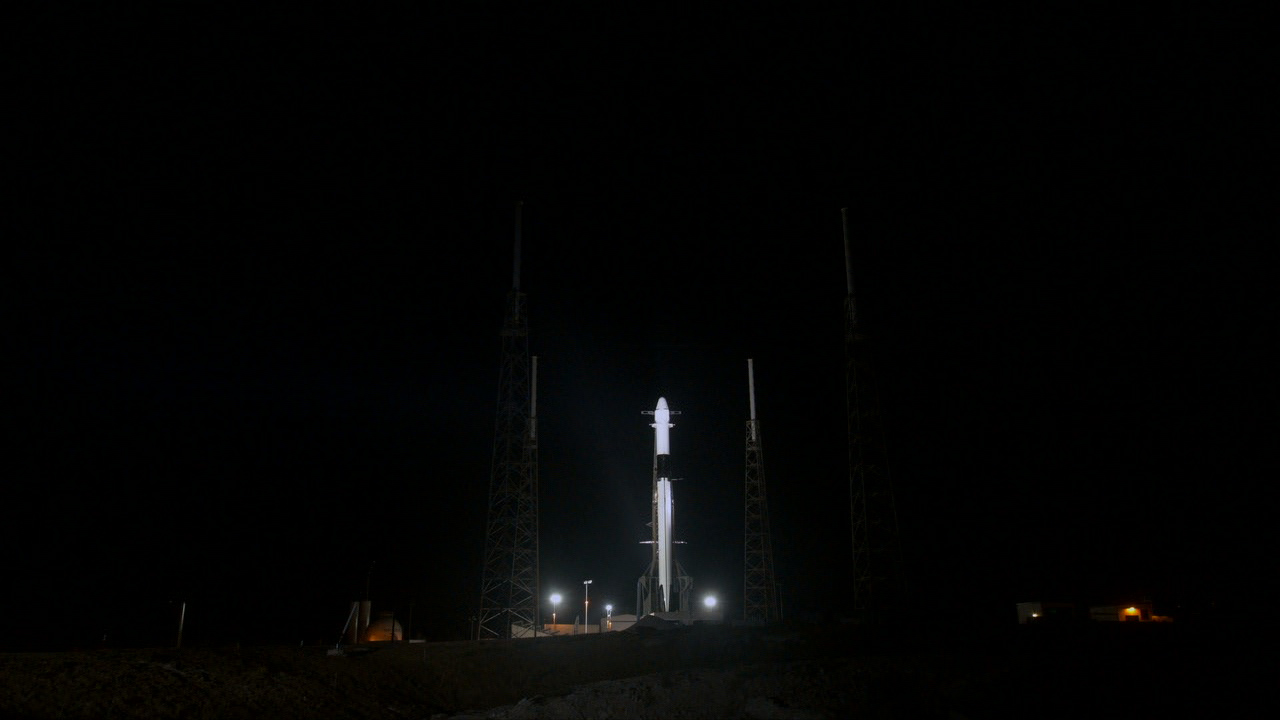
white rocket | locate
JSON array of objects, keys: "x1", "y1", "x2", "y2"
[{"x1": 651, "y1": 397, "x2": 675, "y2": 612}]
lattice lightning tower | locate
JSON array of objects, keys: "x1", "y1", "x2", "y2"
[
  {"x1": 843, "y1": 207, "x2": 903, "y2": 612},
  {"x1": 477, "y1": 202, "x2": 540, "y2": 639},
  {"x1": 743, "y1": 359, "x2": 779, "y2": 623}
]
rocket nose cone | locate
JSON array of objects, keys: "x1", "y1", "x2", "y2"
[{"x1": 656, "y1": 397, "x2": 668, "y2": 411}]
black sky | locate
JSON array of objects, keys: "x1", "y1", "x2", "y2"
[{"x1": 9, "y1": 7, "x2": 1266, "y2": 648}]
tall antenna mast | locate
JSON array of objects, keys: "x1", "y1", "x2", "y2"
[
  {"x1": 477, "y1": 201, "x2": 540, "y2": 639},
  {"x1": 512, "y1": 200, "x2": 522, "y2": 292},
  {"x1": 843, "y1": 207, "x2": 903, "y2": 614},
  {"x1": 743, "y1": 358, "x2": 779, "y2": 623}
]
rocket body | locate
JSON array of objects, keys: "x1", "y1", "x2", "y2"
[
  {"x1": 651, "y1": 397, "x2": 675, "y2": 612},
  {"x1": 656, "y1": 477, "x2": 673, "y2": 611}
]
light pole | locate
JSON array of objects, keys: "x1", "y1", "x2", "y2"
[
  {"x1": 550, "y1": 593, "x2": 561, "y2": 629},
  {"x1": 583, "y1": 580, "x2": 593, "y2": 635},
  {"x1": 605, "y1": 604, "x2": 613, "y2": 631}
]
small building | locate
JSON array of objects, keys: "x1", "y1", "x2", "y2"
[
  {"x1": 365, "y1": 611, "x2": 404, "y2": 641},
  {"x1": 605, "y1": 613, "x2": 637, "y2": 632},
  {"x1": 1089, "y1": 603, "x2": 1154, "y2": 622},
  {"x1": 1015, "y1": 601, "x2": 1079, "y2": 624}
]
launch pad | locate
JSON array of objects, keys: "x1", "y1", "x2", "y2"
[{"x1": 636, "y1": 563, "x2": 694, "y2": 622}]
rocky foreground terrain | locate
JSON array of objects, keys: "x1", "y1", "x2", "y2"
[{"x1": 0, "y1": 620, "x2": 1268, "y2": 719}]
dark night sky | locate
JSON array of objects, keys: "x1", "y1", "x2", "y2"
[{"x1": 9, "y1": 7, "x2": 1266, "y2": 648}]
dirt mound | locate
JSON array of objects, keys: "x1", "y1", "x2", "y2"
[
  {"x1": 0, "y1": 622, "x2": 1265, "y2": 719},
  {"x1": 442, "y1": 660, "x2": 858, "y2": 720},
  {"x1": 0, "y1": 625, "x2": 843, "y2": 719}
]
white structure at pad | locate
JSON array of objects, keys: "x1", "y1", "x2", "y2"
[
  {"x1": 652, "y1": 398, "x2": 674, "y2": 610},
  {"x1": 638, "y1": 396, "x2": 692, "y2": 618}
]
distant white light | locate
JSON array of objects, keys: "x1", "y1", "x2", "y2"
[
  {"x1": 703, "y1": 595, "x2": 717, "y2": 609},
  {"x1": 550, "y1": 593, "x2": 561, "y2": 604}
]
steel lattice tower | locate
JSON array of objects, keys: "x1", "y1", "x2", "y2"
[
  {"x1": 743, "y1": 359, "x2": 779, "y2": 624},
  {"x1": 843, "y1": 208, "x2": 903, "y2": 613},
  {"x1": 477, "y1": 202, "x2": 540, "y2": 639}
]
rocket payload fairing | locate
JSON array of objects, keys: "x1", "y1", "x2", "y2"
[{"x1": 651, "y1": 397, "x2": 675, "y2": 612}]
